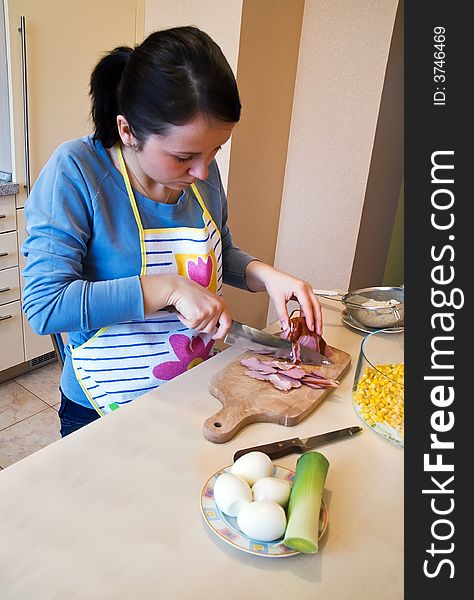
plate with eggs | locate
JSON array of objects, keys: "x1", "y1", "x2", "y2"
[{"x1": 200, "y1": 452, "x2": 328, "y2": 557}]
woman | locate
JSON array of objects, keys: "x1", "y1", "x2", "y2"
[{"x1": 22, "y1": 26, "x2": 322, "y2": 437}]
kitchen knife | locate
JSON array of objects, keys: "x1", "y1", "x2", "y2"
[
  {"x1": 224, "y1": 320, "x2": 333, "y2": 366},
  {"x1": 233, "y1": 425, "x2": 362, "y2": 461}
]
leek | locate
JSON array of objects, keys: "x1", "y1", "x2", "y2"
[{"x1": 283, "y1": 451, "x2": 329, "y2": 553}]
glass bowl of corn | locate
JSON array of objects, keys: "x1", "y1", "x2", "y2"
[{"x1": 352, "y1": 329, "x2": 404, "y2": 447}]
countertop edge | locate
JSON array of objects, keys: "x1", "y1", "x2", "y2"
[{"x1": 0, "y1": 182, "x2": 20, "y2": 196}]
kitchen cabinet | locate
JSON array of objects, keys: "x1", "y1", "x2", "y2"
[
  {"x1": 16, "y1": 205, "x2": 53, "y2": 361},
  {"x1": 1, "y1": 0, "x2": 142, "y2": 375},
  {"x1": 0, "y1": 300, "x2": 23, "y2": 371},
  {"x1": 0, "y1": 264, "x2": 20, "y2": 305},
  {"x1": 0, "y1": 190, "x2": 25, "y2": 370},
  {"x1": 0, "y1": 188, "x2": 52, "y2": 372},
  {"x1": 0, "y1": 229, "x2": 17, "y2": 270},
  {"x1": 0, "y1": 193, "x2": 16, "y2": 233}
]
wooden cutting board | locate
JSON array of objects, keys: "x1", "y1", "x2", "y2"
[{"x1": 204, "y1": 347, "x2": 351, "y2": 443}]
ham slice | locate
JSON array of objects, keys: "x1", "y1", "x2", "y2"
[
  {"x1": 281, "y1": 316, "x2": 333, "y2": 362},
  {"x1": 240, "y1": 356, "x2": 339, "y2": 393},
  {"x1": 268, "y1": 373, "x2": 294, "y2": 391},
  {"x1": 244, "y1": 369, "x2": 273, "y2": 381},
  {"x1": 263, "y1": 360, "x2": 299, "y2": 371},
  {"x1": 277, "y1": 367, "x2": 307, "y2": 380},
  {"x1": 276, "y1": 373, "x2": 303, "y2": 388},
  {"x1": 241, "y1": 357, "x2": 277, "y2": 374}
]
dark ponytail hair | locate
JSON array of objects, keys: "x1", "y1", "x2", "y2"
[{"x1": 90, "y1": 26, "x2": 241, "y2": 148}]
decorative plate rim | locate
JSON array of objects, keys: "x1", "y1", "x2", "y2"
[{"x1": 200, "y1": 464, "x2": 328, "y2": 558}]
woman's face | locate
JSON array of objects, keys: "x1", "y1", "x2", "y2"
[{"x1": 133, "y1": 116, "x2": 236, "y2": 191}]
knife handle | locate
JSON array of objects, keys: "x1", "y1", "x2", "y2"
[{"x1": 233, "y1": 438, "x2": 304, "y2": 462}]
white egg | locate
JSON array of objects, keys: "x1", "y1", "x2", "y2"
[
  {"x1": 252, "y1": 476, "x2": 291, "y2": 508},
  {"x1": 237, "y1": 500, "x2": 287, "y2": 542},
  {"x1": 213, "y1": 472, "x2": 252, "y2": 517},
  {"x1": 230, "y1": 452, "x2": 274, "y2": 486}
]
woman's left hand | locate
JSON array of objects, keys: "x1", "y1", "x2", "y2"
[{"x1": 244, "y1": 261, "x2": 322, "y2": 335}]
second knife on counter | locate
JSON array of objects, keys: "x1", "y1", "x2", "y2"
[{"x1": 233, "y1": 425, "x2": 362, "y2": 461}]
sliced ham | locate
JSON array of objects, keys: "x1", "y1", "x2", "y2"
[
  {"x1": 268, "y1": 373, "x2": 294, "y2": 391},
  {"x1": 277, "y1": 373, "x2": 303, "y2": 388},
  {"x1": 300, "y1": 375, "x2": 339, "y2": 386},
  {"x1": 303, "y1": 380, "x2": 338, "y2": 389},
  {"x1": 244, "y1": 369, "x2": 274, "y2": 382},
  {"x1": 240, "y1": 356, "x2": 339, "y2": 393},
  {"x1": 240, "y1": 357, "x2": 277, "y2": 374},
  {"x1": 306, "y1": 368, "x2": 328, "y2": 378},
  {"x1": 278, "y1": 367, "x2": 307, "y2": 380},
  {"x1": 262, "y1": 360, "x2": 298, "y2": 371},
  {"x1": 297, "y1": 334, "x2": 318, "y2": 350},
  {"x1": 280, "y1": 316, "x2": 333, "y2": 362}
]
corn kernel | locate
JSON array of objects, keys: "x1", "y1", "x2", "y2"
[{"x1": 354, "y1": 363, "x2": 404, "y2": 435}]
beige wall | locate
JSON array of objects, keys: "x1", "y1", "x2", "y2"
[
  {"x1": 144, "y1": 0, "x2": 304, "y2": 329},
  {"x1": 269, "y1": 0, "x2": 400, "y2": 323},
  {"x1": 382, "y1": 181, "x2": 404, "y2": 286},
  {"x1": 144, "y1": 0, "x2": 243, "y2": 191},
  {"x1": 143, "y1": 0, "x2": 402, "y2": 328},
  {"x1": 349, "y1": 0, "x2": 403, "y2": 289},
  {"x1": 224, "y1": 0, "x2": 305, "y2": 328}
]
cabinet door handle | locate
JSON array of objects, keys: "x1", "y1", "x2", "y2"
[
  {"x1": 18, "y1": 16, "x2": 31, "y2": 195},
  {"x1": 0, "y1": 252, "x2": 9, "y2": 257},
  {"x1": 0, "y1": 287, "x2": 11, "y2": 293},
  {"x1": 0, "y1": 314, "x2": 13, "y2": 322},
  {"x1": 0, "y1": 214, "x2": 6, "y2": 218}
]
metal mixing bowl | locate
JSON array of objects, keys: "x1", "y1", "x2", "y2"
[{"x1": 342, "y1": 286, "x2": 404, "y2": 329}]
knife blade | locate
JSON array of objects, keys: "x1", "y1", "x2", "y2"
[
  {"x1": 233, "y1": 425, "x2": 362, "y2": 461},
  {"x1": 224, "y1": 320, "x2": 333, "y2": 366}
]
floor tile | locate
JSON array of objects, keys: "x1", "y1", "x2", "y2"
[
  {"x1": 0, "y1": 381, "x2": 50, "y2": 431},
  {"x1": 0, "y1": 408, "x2": 60, "y2": 468},
  {"x1": 14, "y1": 361, "x2": 62, "y2": 407}
]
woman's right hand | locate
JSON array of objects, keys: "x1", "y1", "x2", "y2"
[{"x1": 139, "y1": 274, "x2": 232, "y2": 340}]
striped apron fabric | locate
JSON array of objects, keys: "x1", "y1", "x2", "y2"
[{"x1": 71, "y1": 146, "x2": 222, "y2": 415}]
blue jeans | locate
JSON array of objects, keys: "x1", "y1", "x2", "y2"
[{"x1": 58, "y1": 389, "x2": 101, "y2": 437}]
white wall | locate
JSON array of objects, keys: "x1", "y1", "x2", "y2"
[
  {"x1": 144, "y1": 0, "x2": 243, "y2": 191},
  {"x1": 269, "y1": 0, "x2": 399, "y2": 323}
]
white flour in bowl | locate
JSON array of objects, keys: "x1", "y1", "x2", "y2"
[{"x1": 361, "y1": 298, "x2": 401, "y2": 308}]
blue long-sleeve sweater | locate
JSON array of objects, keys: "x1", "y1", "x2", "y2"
[{"x1": 22, "y1": 135, "x2": 255, "y2": 407}]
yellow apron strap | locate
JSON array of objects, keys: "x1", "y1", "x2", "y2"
[
  {"x1": 116, "y1": 144, "x2": 147, "y2": 276},
  {"x1": 191, "y1": 182, "x2": 222, "y2": 241},
  {"x1": 191, "y1": 182, "x2": 209, "y2": 215}
]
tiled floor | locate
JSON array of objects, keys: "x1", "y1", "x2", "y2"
[{"x1": 0, "y1": 361, "x2": 62, "y2": 468}]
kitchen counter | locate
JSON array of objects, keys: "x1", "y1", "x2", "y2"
[
  {"x1": 0, "y1": 300, "x2": 403, "y2": 599},
  {"x1": 0, "y1": 182, "x2": 19, "y2": 196}
]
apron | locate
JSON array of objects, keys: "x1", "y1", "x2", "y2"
[{"x1": 71, "y1": 145, "x2": 222, "y2": 415}]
